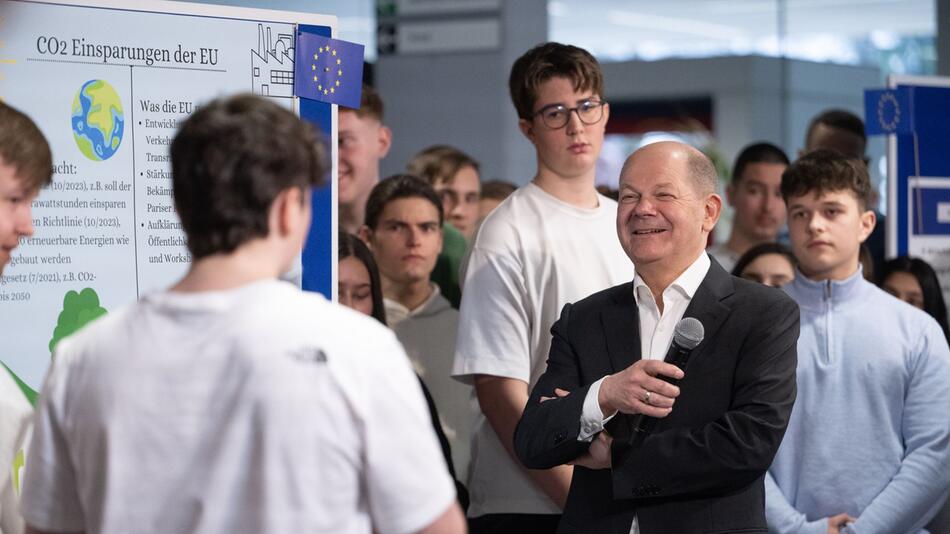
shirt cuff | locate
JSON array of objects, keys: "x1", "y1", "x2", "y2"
[{"x1": 578, "y1": 377, "x2": 616, "y2": 442}]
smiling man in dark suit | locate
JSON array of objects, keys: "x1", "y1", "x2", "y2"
[{"x1": 515, "y1": 141, "x2": 799, "y2": 534}]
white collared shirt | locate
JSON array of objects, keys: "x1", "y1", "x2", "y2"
[{"x1": 578, "y1": 252, "x2": 711, "y2": 534}]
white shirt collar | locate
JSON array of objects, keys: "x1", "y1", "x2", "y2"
[{"x1": 633, "y1": 252, "x2": 711, "y2": 305}]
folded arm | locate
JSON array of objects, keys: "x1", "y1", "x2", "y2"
[
  {"x1": 611, "y1": 297, "x2": 800, "y2": 501},
  {"x1": 514, "y1": 303, "x2": 599, "y2": 470}
]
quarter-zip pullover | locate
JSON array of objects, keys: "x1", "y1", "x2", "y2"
[{"x1": 765, "y1": 268, "x2": 950, "y2": 534}]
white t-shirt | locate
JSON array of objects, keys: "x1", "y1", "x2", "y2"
[
  {"x1": 20, "y1": 280, "x2": 455, "y2": 534},
  {"x1": 0, "y1": 369, "x2": 31, "y2": 534},
  {"x1": 452, "y1": 182, "x2": 633, "y2": 517}
]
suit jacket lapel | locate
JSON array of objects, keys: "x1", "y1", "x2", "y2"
[
  {"x1": 681, "y1": 259, "x2": 734, "y2": 360},
  {"x1": 601, "y1": 284, "x2": 640, "y2": 441},
  {"x1": 601, "y1": 283, "x2": 641, "y2": 374}
]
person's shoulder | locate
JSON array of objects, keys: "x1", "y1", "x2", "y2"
[
  {"x1": 407, "y1": 292, "x2": 459, "y2": 326},
  {"x1": 732, "y1": 275, "x2": 796, "y2": 302},
  {"x1": 865, "y1": 282, "x2": 945, "y2": 338},
  {"x1": 468, "y1": 188, "x2": 549, "y2": 259},
  {"x1": 441, "y1": 222, "x2": 467, "y2": 254},
  {"x1": 53, "y1": 301, "x2": 136, "y2": 359},
  {"x1": 268, "y1": 285, "x2": 398, "y2": 347},
  {"x1": 567, "y1": 281, "x2": 634, "y2": 316},
  {"x1": 729, "y1": 275, "x2": 799, "y2": 314}
]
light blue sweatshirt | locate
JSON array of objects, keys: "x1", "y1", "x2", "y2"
[{"x1": 766, "y1": 268, "x2": 950, "y2": 534}]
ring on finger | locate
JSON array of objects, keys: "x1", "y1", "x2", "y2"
[{"x1": 644, "y1": 390, "x2": 652, "y2": 405}]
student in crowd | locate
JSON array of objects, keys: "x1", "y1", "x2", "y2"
[
  {"x1": 765, "y1": 149, "x2": 950, "y2": 534},
  {"x1": 21, "y1": 95, "x2": 464, "y2": 534},
  {"x1": 478, "y1": 179, "x2": 517, "y2": 221},
  {"x1": 452, "y1": 42, "x2": 631, "y2": 533},
  {"x1": 731, "y1": 242, "x2": 796, "y2": 288},
  {"x1": 707, "y1": 142, "x2": 789, "y2": 271},
  {"x1": 359, "y1": 175, "x2": 472, "y2": 480},
  {"x1": 801, "y1": 109, "x2": 886, "y2": 276},
  {"x1": 0, "y1": 102, "x2": 52, "y2": 534},
  {"x1": 338, "y1": 231, "x2": 387, "y2": 321},
  {"x1": 880, "y1": 255, "x2": 950, "y2": 342},
  {"x1": 338, "y1": 84, "x2": 392, "y2": 235},
  {"x1": 406, "y1": 146, "x2": 480, "y2": 309},
  {"x1": 337, "y1": 230, "x2": 469, "y2": 511},
  {"x1": 407, "y1": 145, "x2": 482, "y2": 241}
]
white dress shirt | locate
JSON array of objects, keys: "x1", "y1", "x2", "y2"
[{"x1": 579, "y1": 252, "x2": 711, "y2": 534}]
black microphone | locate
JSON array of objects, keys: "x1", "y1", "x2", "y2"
[{"x1": 627, "y1": 317, "x2": 704, "y2": 445}]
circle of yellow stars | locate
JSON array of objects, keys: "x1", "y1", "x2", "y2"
[
  {"x1": 877, "y1": 92, "x2": 901, "y2": 132},
  {"x1": 311, "y1": 46, "x2": 344, "y2": 96}
]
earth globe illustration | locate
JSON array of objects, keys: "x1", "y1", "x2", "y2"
[{"x1": 71, "y1": 79, "x2": 124, "y2": 161}]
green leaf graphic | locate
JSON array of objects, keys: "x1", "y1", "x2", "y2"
[{"x1": 49, "y1": 287, "x2": 108, "y2": 355}]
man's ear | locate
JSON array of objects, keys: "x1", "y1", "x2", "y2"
[
  {"x1": 858, "y1": 209, "x2": 876, "y2": 243},
  {"x1": 702, "y1": 193, "x2": 723, "y2": 233},
  {"x1": 518, "y1": 118, "x2": 535, "y2": 144},
  {"x1": 377, "y1": 125, "x2": 392, "y2": 159},
  {"x1": 272, "y1": 187, "x2": 306, "y2": 236}
]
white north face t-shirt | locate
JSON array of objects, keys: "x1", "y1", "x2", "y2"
[
  {"x1": 20, "y1": 280, "x2": 455, "y2": 534},
  {"x1": 453, "y1": 182, "x2": 632, "y2": 517}
]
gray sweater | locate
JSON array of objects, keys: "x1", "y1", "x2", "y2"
[{"x1": 386, "y1": 289, "x2": 472, "y2": 480}]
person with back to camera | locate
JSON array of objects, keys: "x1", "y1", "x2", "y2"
[{"x1": 19, "y1": 95, "x2": 465, "y2": 534}]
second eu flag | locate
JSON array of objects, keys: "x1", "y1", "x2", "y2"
[
  {"x1": 295, "y1": 31, "x2": 364, "y2": 109},
  {"x1": 864, "y1": 87, "x2": 914, "y2": 136}
]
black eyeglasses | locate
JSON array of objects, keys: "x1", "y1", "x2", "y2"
[{"x1": 531, "y1": 99, "x2": 606, "y2": 129}]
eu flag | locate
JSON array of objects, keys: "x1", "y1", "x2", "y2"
[
  {"x1": 864, "y1": 87, "x2": 914, "y2": 135},
  {"x1": 295, "y1": 31, "x2": 364, "y2": 109}
]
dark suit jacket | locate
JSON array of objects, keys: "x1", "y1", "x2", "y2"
[{"x1": 514, "y1": 260, "x2": 799, "y2": 534}]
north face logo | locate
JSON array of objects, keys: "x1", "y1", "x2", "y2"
[{"x1": 288, "y1": 347, "x2": 328, "y2": 364}]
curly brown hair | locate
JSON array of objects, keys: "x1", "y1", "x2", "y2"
[{"x1": 781, "y1": 149, "x2": 871, "y2": 210}]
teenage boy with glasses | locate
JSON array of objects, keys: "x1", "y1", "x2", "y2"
[{"x1": 452, "y1": 42, "x2": 632, "y2": 534}]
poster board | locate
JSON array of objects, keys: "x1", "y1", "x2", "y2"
[
  {"x1": 885, "y1": 75, "x2": 950, "y2": 307},
  {"x1": 0, "y1": 0, "x2": 337, "y2": 390}
]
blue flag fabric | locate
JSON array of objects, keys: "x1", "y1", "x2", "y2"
[
  {"x1": 864, "y1": 87, "x2": 915, "y2": 135},
  {"x1": 295, "y1": 31, "x2": 364, "y2": 109}
]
